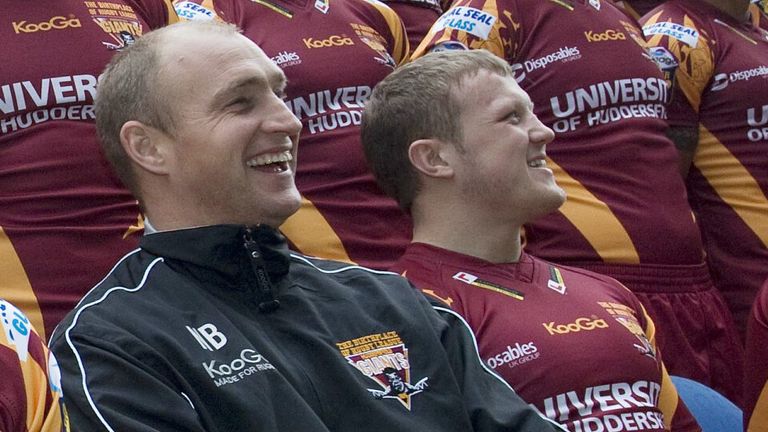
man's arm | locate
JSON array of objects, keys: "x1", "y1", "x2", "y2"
[
  {"x1": 666, "y1": 126, "x2": 699, "y2": 178},
  {"x1": 0, "y1": 299, "x2": 63, "y2": 432},
  {"x1": 50, "y1": 329, "x2": 206, "y2": 431}
]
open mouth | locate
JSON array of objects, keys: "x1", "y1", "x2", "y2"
[
  {"x1": 246, "y1": 150, "x2": 293, "y2": 173},
  {"x1": 527, "y1": 158, "x2": 547, "y2": 168}
]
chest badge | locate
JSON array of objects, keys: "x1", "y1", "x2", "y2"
[{"x1": 337, "y1": 331, "x2": 429, "y2": 410}]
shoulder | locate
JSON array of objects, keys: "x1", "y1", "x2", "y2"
[
  {"x1": 290, "y1": 253, "x2": 424, "y2": 301},
  {"x1": 50, "y1": 248, "x2": 167, "y2": 343}
]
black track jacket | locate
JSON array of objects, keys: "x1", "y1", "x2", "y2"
[{"x1": 50, "y1": 224, "x2": 563, "y2": 431}]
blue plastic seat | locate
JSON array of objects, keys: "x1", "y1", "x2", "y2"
[{"x1": 671, "y1": 375, "x2": 743, "y2": 432}]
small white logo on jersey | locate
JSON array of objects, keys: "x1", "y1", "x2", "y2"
[
  {"x1": 174, "y1": 1, "x2": 216, "y2": 21},
  {"x1": 434, "y1": 6, "x2": 497, "y2": 40},
  {"x1": 187, "y1": 323, "x2": 228, "y2": 351},
  {"x1": 0, "y1": 300, "x2": 32, "y2": 362}
]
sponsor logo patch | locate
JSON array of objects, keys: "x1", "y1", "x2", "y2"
[
  {"x1": 271, "y1": 51, "x2": 302, "y2": 68},
  {"x1": 187, "y1": 323, "x2": 228, "y2": 351},
  {"x1": 0, "y1": 300, "x2": 31, "y2": 361},
  {"x1": 434, "y1": 6, "x2": 497, "y2": 40},
  {"x1": 486, "y1": 341, "x2": 540, "y2": 370},
  {"x1": 12, "y1": 15, "x2": 82, "y2": 34},
  {"x1": 585, "y1": 29, "x2": 626, "y2": 42},
  {"x1": 642, "y1": 21, "x2": 700, "y2": 47},
  {"x1": 337, "y1": 331, "x2": 428, "y2": 410},
  {"x1": 543, "y1": 316, "x2": 608, "y2": 335},
  {"x1": 648, "y1": 46, "x2": 678, "y2": 71},
  {"x1": 430, "y1": 41, "x2": 468, "y2": 52},
  {"x1": 303, "y1": 34, "x2": 354, "y2": 49},
  {"x1": 202, "y1": 348, "x2": 276, "y2": 387},
  {"x1": 510, "y1": 46, "x2": 581, "y2": 83},
  {"x1": 174, "y1": 1, "x2": 216, "y2": 20},
  {"x1": 452, "y1": 271, "x2": 525, "y2": 300}
]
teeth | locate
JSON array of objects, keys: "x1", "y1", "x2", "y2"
[
  {"x1": 246, "y1": 150, "x2": 293, "y2": 168},
  {"x1": 528, "y1": 159, "x2": 546, "y2": 168}
]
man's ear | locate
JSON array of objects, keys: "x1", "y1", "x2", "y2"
[
  {"x1": 120, "y1": 121, "x2": 171, "y2": 175},
  {"x1": 408, "y1": 138, "x2": 455, "y2": 179}
]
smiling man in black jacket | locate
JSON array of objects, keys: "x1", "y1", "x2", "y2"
[{"x1": 48, "y1": 20, "x2": 563, "y2": 432}]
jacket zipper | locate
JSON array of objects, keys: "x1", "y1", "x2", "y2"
[{"x1": 244, "y1": 227, "x2": 281, "y2": 312}]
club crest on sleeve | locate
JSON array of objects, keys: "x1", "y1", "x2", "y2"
[{"x1": 337, "y1": 331, "x2": 429, "y2": 410}]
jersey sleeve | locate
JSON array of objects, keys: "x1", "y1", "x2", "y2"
[
  {"x1": 129, "y1": 0, "x2": 180, "y2": 27},
  {"x1": 640, "y1": 7, "x2": 714, "y2": 129},
  {"x1": 410, "y1": 0, "x2": 521, "y2": 61},
  {"x1": 50, "y1": 325, "x2": 206, "y2": 431},
  {"x1": 417, "y1": 295, "x2": 566, "y2": 432},
  {"x1": 364, "y1": 0, "x2": 411, "y2": 65},
  {"x1": 0, "y1": 300, "x2": 63, "y2": 432}
]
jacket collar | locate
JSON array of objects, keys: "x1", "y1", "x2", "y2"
[{"x1": 139, "y1": 224, "x2": 292, "y2": 290}]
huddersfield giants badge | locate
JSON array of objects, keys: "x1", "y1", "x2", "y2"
[
  {"x1": 599, "y1": 302, "x2": 657, "y2": 360},
  {"x1": 83, "y1": 1, "x2": 143, "y2": 50},
  {"x1": 337, "y1": 331, "x2": 429, "y2": 410}
]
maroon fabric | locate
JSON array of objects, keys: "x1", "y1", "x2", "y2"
[
  {"x1": 744, "y1": 278, "x2": 768, "y2": 430},
  {"x1": 573, "y1": 260, "x2": 744, "y2": 406},
  {"x1": 384, "y1": 1, "x2": 441, "y2": 52},
  {"x1": 640, "y1": 0, "x2": 768, "y2": 340},
  {"x1": 0, "y1": 0, "x2": 171, "y2": 339},
  {"x1": 394, "y1": 243, "x2": 701, "y2": 431}
]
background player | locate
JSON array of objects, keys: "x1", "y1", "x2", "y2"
[
  {"x1": 175, "y1": 0, "x2": 413, "y2": 270},
  {"x1": 1, "y1": 0, "x2": 177, "y2": 341},
  {"x1": 640, "y1": 0, "x2": 768, "y2": 343},
  {"x1": 363, "y1": 48, "x2": 700, "y2": 431},
  {"x1": 410, "y1": 0, "x2": 743, "y2": 404},
  {"x1": 1, "y1": 298, "x2": 63, "y2": 432}
]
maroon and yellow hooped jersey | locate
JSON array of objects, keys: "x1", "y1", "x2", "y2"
[
  {"x1": 0, "y1": 0, "x2": 177, "y2": 341},
  {"x1": 393, "y1": 243, "x2": 700, "y2": 431},
  {"x1": 641, "y1": 0, "x2": 768, "y2": 335},
  {"x1": 0, "y1": 299, "x2": 63, "y2": 432}
]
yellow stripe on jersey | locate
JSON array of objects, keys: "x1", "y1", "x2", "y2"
[
  {"x1": 637, "y1": 302, "x2": 678, "y2": 430},
  {"x1": 411, "y1": 0, "x2": 507, "y2": 60},
  {"x1": 547, "y1": 158, "x2": 641, "y2": 263},
  {"x1": 749, "y1": 383, "x2": 768, "y2": 431},
  {"x1": 23, "y1": 349, "x2": 60, "y2": 432},
  {"x1": 280, "y1": 196, "x2": 355, "y2": 264},
  {"x1": 123, "y1": 211, "x2": 145, "y2": 239},
  {"x1": 643, "y1": 13, "x2": 714, "y2": 114},
  {"x1": 0, "y1": 228, "x2": 46, "y2": 341},
  {"x1": 364, "y1": 0, "x2": 410, "y2": 64},
  {"x1": 163, "y1": 0, "x2": 181, "y2": 23},
  {"x1": 658, "y1": 363, "x2": 679, "y2": 430},
  {"x1": 0, "y1": 320, "x2": 61, "y2": 432},
  {"x1": 695, "y1": 125, "x2": 768, "y2": 247}
]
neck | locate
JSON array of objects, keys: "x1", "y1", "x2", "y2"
[
  {"x1": 701, "y1": 0, "x2": 751, "y2": 22},
  {"x1": 410, "y1": 199, "x2": 523, "y2": 264}
]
